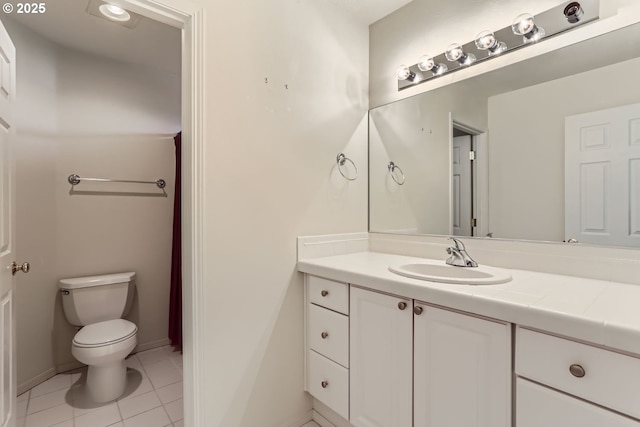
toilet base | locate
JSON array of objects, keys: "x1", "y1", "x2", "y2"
[{"x1": 86, "y1": 360, "x2": 127, "y2": 402}]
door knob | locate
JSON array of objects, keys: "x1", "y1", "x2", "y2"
[{"x1": 11, "y1": 262, "x2": 30, "y2": 275}]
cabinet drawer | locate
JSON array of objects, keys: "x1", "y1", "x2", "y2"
[
  {"x1": 517, "y1": 378, "x2": 640, "y2": 427},
  {"x1": 308, "y1": 304, "x2": 349, "y2": 367},
  {"x1": 308, "y1": 350, "x2": 349, "y2": 420},
  {"x1": 516, "y1": 327, "x2": 640, "y2": 419},
  {"x1": 308, "y1": 276, "x2": 349, "y2": 315}
]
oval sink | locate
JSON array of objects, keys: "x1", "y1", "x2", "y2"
[{"x1": 388, "y1": 262, "x2": 511, "y2": 285}]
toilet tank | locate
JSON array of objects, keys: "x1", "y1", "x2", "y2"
[{"x1": 59, "y1": 272, "x2": 136, "y2": 326}]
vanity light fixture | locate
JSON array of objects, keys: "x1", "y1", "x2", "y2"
[
  {"x1": 417, "y1": 55, "x2": 448, "y2": 75},
  {"x1": 475, "y1": 31, "x2": 507, "y2": 56},
  {"x1": 397, "y1": 0, "x2": 599, "y2": 91},
  {"x1": 98, "y1": 3, "x2": 131, "y2": 21},
  {"x1": 511, "y1": 13, "x2": 545, "y2": 43},
  {"x1": 445, "y1": 43, "x2": 476, "y2": 66}
]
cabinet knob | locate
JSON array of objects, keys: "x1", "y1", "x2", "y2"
[
  {"x1": 398, "y1": 301, "x2": 407, "y2": 310},
  {"x1": 321, "y1": 331, "x2": 329, "y2": 339},
  {"x1": 414, "y1": 306, "x2": 423, "y2": 315},
  {"x1": 569, "y1": 364, "x2": 586, "y2": 378},
  {"x1": 321, "y1": 290, "x2": 329, "y2": 297},
  {"x1": 321, "y1": 380, "x2": 329, "y2": 388}
]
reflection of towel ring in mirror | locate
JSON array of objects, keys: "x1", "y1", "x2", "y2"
[
  {"x1": 337, "y1": 153, "x2": 358, "y2": 181},
  {"x1": 388, "y1": 161, "x2": 405, "y2": 185}
]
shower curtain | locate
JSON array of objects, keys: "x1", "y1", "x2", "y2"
[{"x1": 169, "y1": 132, "x2": 182, "y2": 351}]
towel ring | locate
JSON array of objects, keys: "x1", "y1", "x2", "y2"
[
  {"x1": 388, "y1": 161, "x2": 405, "y2": 185},
  {"x1": 337, "y1": 153, "x2": 358, "y2": 181}
]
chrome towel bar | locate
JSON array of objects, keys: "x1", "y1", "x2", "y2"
[{"x1": 68, "y1": 174, "x2": 166, "y2": 189}]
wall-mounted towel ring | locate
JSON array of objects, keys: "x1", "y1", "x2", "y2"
[
  {"x1": 388, "y1": 161, "x2": 405, "y2": 185},
  {"x1": 337, "y1": 153, "x2": 358, "y2": 181}
]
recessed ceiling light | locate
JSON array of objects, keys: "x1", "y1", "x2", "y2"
[{"x1": 99, "y1": 3, "x2": 131, "y2": 22}]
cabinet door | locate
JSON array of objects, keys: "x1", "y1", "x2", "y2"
[
  {"x1": 349, "y1": 287, "x2": 412, "y2": 427},
  {"x1": 517, "y1": 378, "x2": 640, "y2": 427},
  {"x1": 414, "y1": 304, "x2": 511, "y2": 427}
]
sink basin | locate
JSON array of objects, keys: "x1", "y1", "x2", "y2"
[{"x1": 388, "y1": 262, "x2": 512, "y2": 285}]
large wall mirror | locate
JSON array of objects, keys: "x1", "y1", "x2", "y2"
[{"x1": 369, "y1": 21, "x2": 640, "y2": 248}]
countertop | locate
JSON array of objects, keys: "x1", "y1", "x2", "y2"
[{"x1": 298, "y1": 251, "x2": 640, "y2": 356}]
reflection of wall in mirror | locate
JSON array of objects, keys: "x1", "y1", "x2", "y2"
[
  {"x1": 369, "y1": 82, "x2": 486, "y2": 234},
  {"x1": 488, "y1": 56, "x2": 640, "y2": 242}
]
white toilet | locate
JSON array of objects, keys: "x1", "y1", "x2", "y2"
[{"x1": 59, "y1": 272, "x2": 138, "y2": 403}]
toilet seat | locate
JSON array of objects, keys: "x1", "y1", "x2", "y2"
[{"x1": 73, "y1": 319, "x2": 137, "y2": 348}]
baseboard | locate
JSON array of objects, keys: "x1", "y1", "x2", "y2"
[
  {"x1": 134, "y1": 337, "x2": 171, "y2": 353},
  {"x1": 57, "y1": 359, "x2": 86, "y2": 375},
  {"x1": 17, "y1": 368, "x2": 56, "y2": 396}
]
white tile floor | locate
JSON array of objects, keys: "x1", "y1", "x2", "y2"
[{"x1": 17, "y1": 346, "x2": 183, "y2": 427}]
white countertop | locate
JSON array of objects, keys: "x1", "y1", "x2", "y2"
[{"x1": 298, "y1": 251, "x2": 640, "y2": 356}]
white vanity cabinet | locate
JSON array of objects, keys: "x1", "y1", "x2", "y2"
[
  {"x1": 305, "y1": 275, "x2": 350, "y2": 420},
  {"x1": 349, "y1": 286, "x2": 413, "y2": 427},
  {"x1": 413, "y1": 303, "x2": 511, "y2": 427},
  {"x1": 348, "y1": 286, "x2": 511, "y2": 427},
  {"x1": 515, "y1": 327, "x2": 640, "y2": 426}
]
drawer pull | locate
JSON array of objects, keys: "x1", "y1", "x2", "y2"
[
  {"x1": 414, "y1": 306, "x2": 423, "y2": 315},
  {"x1": 321, "y1": 331, "x2": 329, "y2": 339},
  {"x1": 321, "y1": 290, "x2": 329, "y2": 297},
  {"x1": 321, "y1": 380, "x2": 329, "y2": 388},
  {"x1": 398, "y1": 302, "x2": 407, "y2": 310},
  {"x1": 569, "y1": 364, "x2": 586, "y2": 378}
]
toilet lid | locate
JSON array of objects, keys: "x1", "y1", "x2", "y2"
[{"x1": 73, "y1": 319, "x2": 137, "y2": 348}]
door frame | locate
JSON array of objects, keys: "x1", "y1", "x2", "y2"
[
  {"x1": 450, "y1": 117, "x2": 489, "y2": 237},
  {"x1": 117, "y1": 1, "x2": 205, "y2": 425}
]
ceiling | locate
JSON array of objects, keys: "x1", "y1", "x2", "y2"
[{"x1": 5, "y1": 0, "x2": 412, "y2": 75}]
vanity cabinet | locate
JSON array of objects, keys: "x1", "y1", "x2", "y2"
[
  {"x1": 349, "y1": 286, "x2": 510, "y2": 427},
  {"x1": 349, "y1": 286, "x2": 413, "y2": 427},
  {"x1": 515, "y1": 327, "x2": 640, "y2": 426},
  {"x1": 413, "y1": 303, "x2": 511, "y2": 427},
  {"x1": 306, "y1": 276, "x2": 350, "y2": 420}
]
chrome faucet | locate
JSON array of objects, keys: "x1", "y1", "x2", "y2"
[{"x1": 446, "y1": 237, "x2": 478, "y2": 267}]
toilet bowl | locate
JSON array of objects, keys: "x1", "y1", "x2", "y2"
[
  {"x1": 59, "y1": 272, "x2": 138, "y2": 402},
  {"x1": 71, "y1": 319, "x2": 137, "y2": 402}
]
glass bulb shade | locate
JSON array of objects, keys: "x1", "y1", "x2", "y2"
[
  {"x1": 445, "y1": 43, "x2": 463, "y2": 61},
  {"x1": 396, "y1": 65, "x2": 412, "y2": 81},
  {"x1": 417, "y1": 56, "x2": 435, "y2": 72},
  {"x1": 512, "y1": 13, "x2": 536, "y2": 35},
  {"x1": 475, "y1": 31, "x2": 497, "y2": 50},
  {"x1": 99, "y1": 3, "x2": 131, "y2": 21}
]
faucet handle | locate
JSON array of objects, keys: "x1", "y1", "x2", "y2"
[{"x1": 448, "y1": 237, "x2": 465, "y2": 250}]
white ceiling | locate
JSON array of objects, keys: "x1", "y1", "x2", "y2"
[{"x1": 5, "y1": 0, "x2": 412, "y2": 75}]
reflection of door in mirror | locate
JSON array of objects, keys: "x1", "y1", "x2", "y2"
[
  {"x1": 452, "y1": 134, "x2": 472, "y2": 236},
  {"x1": 565, "y1": 102, "x2": 640, "y2": 247}
]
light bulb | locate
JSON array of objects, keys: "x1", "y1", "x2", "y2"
[
  {"x1": 417, "y1": 56, "x2": 435, "y2": 72},
  {"x1": 445, "y1": 43, "x2": 476, "y2": 66},
  {"x1": 417, "y1": 55, "x2": 448, "y2": 76},
  {"x1": 396, "y1": 65, "x2": 414, "y2": 81},
  {"x1": 512, "y1": 13, "x2": 545, "y2": 43},
  {"x1": 475, "y1": 30, "x2": 507, "y2": 55}
]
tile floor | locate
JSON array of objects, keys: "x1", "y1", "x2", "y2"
[{"x1": 17, "y1": 346, "x2": 183, "y2": 427}]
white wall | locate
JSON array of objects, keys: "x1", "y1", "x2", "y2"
[
  {"x1": 5, "y1": 18, "x2": 181, "y2": 391},
  {"x1": 369, "y1": 0, "x2": 637, "y2": 108},
  {"x1": 488, "y1": 56, "x2": 640, "y2": 241},
  {"x1": 195, "y1": 1, "x2": 369, "y2": 426}
]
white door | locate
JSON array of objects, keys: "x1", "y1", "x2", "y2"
[
  {"x1": 516, "y1": 378, "x2": 640, "y2": 427},
  {"x1": 349, "y1": 286, "x2": 412, "y2": 427},
  {"x1": 452, "y1": 135, "x2": 472, "y2": 236},
  {"x1": 413, "y1": 303, "x2": 511, "y2": 427},
  {"x1": 565, "y1": 103, "x2": 640, "y2": 246},
  {"x1": 0, "y1": 19, "x2": 16, "y2": 427}
]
